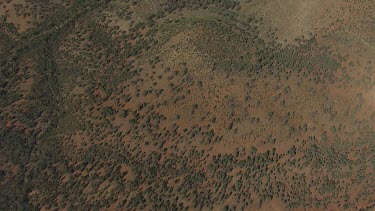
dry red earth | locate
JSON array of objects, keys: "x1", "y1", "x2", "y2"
[{"x1": 0, "y1": 0, "x2": 374, "y2": 210}]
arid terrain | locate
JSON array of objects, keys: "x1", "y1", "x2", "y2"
[{"x1": 0, "y1": 0, "x2": 374, "y2": 210}]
